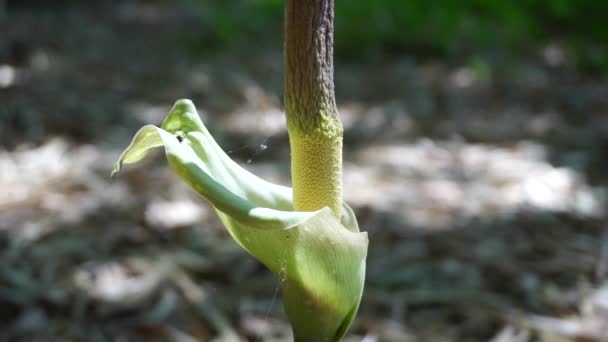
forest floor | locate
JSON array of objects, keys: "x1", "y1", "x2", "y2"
[{"x1": 1, "y1": 2, "x2": 608, "y2": 341}]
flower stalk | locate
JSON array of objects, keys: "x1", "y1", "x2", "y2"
[
  {"x1": 285, "y1": 0, "x2": 343, "y2": 217},
  {"x1": 112, "y1": 1, "x2": 367, "y2": 340}
]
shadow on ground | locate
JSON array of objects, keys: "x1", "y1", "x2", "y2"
[{"x1": 1, "y1": 1, "x2": 607, "y2": 341}]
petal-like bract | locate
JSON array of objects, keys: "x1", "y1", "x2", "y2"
[{"x1": 113, "y1": 100, "x2": 368, "y2": 341}]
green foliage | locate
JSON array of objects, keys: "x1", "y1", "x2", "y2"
[
  {"x1": 182, "y1": 0, "x2": 607, "y2": 70},
  {"x1": 181, "y1": 0, "x2": 283, "y2": 51}
]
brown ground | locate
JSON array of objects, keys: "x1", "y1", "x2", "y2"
[{"x1": 1, "y1": 2, "x2": 607, "y2": 341}]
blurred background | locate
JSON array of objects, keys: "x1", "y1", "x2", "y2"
[{"x1": 1, "y1": 0, "x2": 607, "y2": 341}]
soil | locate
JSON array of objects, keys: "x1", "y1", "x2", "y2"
[{"x1": 1, "y1": 1, "x2": 607, "y2": 341}]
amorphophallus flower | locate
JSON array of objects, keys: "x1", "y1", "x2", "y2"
[{"x1": 112, "y1": 100, "x2": 368, "y2": 341}]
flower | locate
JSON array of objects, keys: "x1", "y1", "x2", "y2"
[{"x1": 113, "y1": 100, "x2": 368, "y2": 341}]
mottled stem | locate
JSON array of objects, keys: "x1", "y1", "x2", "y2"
[{"x1": 285, "y1": 0, "x2": 343, "y2": 217}]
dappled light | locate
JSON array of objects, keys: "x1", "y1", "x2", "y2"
[
  {"x1": 0, "y1": 64, "x2": 17, "y2": 88},
  {"x1": 346, "y1": 140, "x2": 601, "y2": 228},
  {"x1": 1, "y1": 0, "x2": 607, "y2": 341}
]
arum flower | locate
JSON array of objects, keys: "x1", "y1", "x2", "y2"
[{"x1": 112, "y1": 100, "x2": 368, "y2": 341}]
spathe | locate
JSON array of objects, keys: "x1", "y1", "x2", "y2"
[{"x1": 113, "y1": 100, "x2": 368, "y2": 341}]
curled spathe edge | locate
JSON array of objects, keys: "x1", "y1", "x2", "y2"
[{"x1": 113, "y1": 99, "x2": 368, "y2": 341}]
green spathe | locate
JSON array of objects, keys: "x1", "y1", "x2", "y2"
[{"x1": 112, "y1": 100, "x2": 368, "y2": 341}]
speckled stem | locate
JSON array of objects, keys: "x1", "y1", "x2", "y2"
[{"x1": 285, "y1": 0, "x2": 343, "y2": 217}]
